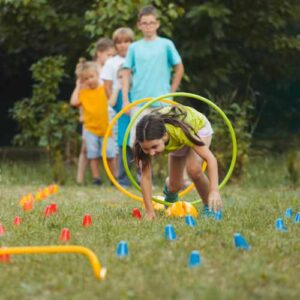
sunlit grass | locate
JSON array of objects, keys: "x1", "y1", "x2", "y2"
[{"x1": 0, "y1": 155, "x2": 299, "y2": 300}]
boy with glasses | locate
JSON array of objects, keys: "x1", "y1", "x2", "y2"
[{"x1": 122, "y1": 5, "x2": 184, "y2": 147}]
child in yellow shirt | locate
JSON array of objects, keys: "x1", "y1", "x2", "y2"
[{"x1": 70, "y1": 60, "x2": 111, "y2": 185}]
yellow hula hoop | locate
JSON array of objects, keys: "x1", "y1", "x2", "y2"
[
  {"x1": 0, "y1": 245, "x2": 106, "y2": 280},
  {"x1": 102, "y1": 98, "x2": 196, "y2": 206}
]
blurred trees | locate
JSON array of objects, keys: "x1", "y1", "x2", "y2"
[{"x1": 2, "y1": 0, "x2": 300, "y2": 148}]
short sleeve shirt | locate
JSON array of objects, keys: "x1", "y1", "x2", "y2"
[
  {"x1": 123, "y1": 37, "x2": 181, "y2": 106},
  {"x1": 101, "y1": 55, "x2": 125, "y2": 91},
  {"x1": 159, "y1": 106, "x2": 206, "y2": 153}
]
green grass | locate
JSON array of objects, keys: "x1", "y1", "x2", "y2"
[{"x1": 0, "y1": 155, "x2": 299, "y2": 300}]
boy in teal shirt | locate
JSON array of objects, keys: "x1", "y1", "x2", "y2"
[{"x1": 122, "y1": 5, "x2": 184, "y2": 146}]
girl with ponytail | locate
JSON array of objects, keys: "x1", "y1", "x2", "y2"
[{"x1": 134, "y1": 104, "x2": 221, "y2": 220}]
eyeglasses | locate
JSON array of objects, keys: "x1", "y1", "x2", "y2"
[{"x1": 139, "y1": 21, "x2": 157, "y2": 27}]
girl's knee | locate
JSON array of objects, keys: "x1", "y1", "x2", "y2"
[{"x1": 187, "y1": 165, "x2": 204, "y2": 181}]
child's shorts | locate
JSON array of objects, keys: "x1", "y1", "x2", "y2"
[
  {"x1": 170, "y1": 117, "x2": 214, "y2": 157},
  {"x1": 84, "y1": 129, "x2": 117, "y2": 159}
]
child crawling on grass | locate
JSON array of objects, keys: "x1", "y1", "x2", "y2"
[{"x1": 133, "y1": 104, "x2": 222, "y2": 220}]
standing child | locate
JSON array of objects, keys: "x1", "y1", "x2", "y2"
[
  {"x1": 71, "y1": 38, "x2": 116, "y2": 184},
  {"x1": 133, "y1": 104, "x2": 222, "y2": 220},
  {"x1": 70, "y1": 60, "x2": 112, "y2": 185},
  {"x1": 122, "y1": 5, "x2": 184, "y2": 147},
  {"x1": 93, "y1": 38, "x2": 118, "y2": 179},
  {"x1": 101, "y1": 27, "x2": 135, "y2": 187}
]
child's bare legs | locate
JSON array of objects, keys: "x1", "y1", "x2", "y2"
[
  {"x1": 90, "y1": 158, "x2": 100, "y2": 180},
  {"x1": 166, "y1": 155, "x2": 186, "y2": 195},
  {"x1": 107, "y1": 157, "x2": 117, "y2": 178},
  {"x1": 76, "y1": 140, "x2": 88, "y2": 184},
  {"x1": 186, "y1": 136, "x2": 212, "y2": 205}
]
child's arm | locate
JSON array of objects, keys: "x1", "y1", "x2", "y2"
[
  {"x1": 103, "y1": 80, "x2": 113, "y2": 99},
  {"x1": 140, "y1": 162, "x2": 155, "y2": 220},
  {"x1": 108, "y1": 88, "x2": 119, "y2": 107},
  {"x1": 193, "y1": 145, "x2": 222, "y2": 212},
  {"x1": 171, "y1": 63, "x2": 184, "y2": 93},
  {"x1": 121, "y1": 69, "x2": 131, "y2": 108},
  {"x1": 70, "y1": 79, "x2": 81, "y2": 107}
]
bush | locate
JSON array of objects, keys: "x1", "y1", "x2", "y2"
[
  {"x1": 207, "y1": 90, "x2": 255, "y2": 180},
  {"x1": 10, "y1": 56, "x2": 80, "y2": 183}
]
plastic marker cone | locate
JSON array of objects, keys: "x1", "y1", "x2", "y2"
[
  {"x1": 185, "y1": 215, "x2": 196, "y2": 227},
  {"x1": 13, "y1": 216, "x2": 22, "y2": 225},
  {"x1": 50, "y1": 203, "x2": 57, "y2": 213},
  {"x1": 44, "y1": 205, "x2": 52, "y2": 217},
  {"x1": 285, "y1": 208, "x2": 293, "y2": 218},
  {"x1": 0, "y1": 224, "x2": 5, "y2": 236},
  {"x1": 165, "y1": 224, "x2": 177, "y2": 240},
  {"x1": 294, "y1": 212, "x2": 300, "y2": 223},
  {"x1": 275, "y1": 218, "x2": 287, "y2": 232},
  {"x1": 132, "y1": 208, "x2": 142, "y2": 220},
  {"x1": 215, "y1": 210, "x2": 222, "y2": 221},
  {"x1": 234, "y1": 233, "x2": 250, "y2": 250},
  {"x1": 23, "y1": 198, "x2": 34, "y2": 211},
  {"x1": 82, "y1": 214, "x2": 92, "y2": 227},
  {"x1": 59, "y1": 228, "x2": 70, "y2": 242},
  {"x1": 188, "y1": 250, "x2": 201, "y2": 268},
  {"x1": 0, "y1": 248, "x2": 10, "y2": 263},
  {"x1": 116, "y1": 240, "x2": 128, "y2": 258}
]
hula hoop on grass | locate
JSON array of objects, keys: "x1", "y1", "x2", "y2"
[
  {"x1": 122, "y1": 92, "x2": 237, "y2": 205},
  {"x1": 102, "y1": 98, "x2": 194, "y2": 206}
]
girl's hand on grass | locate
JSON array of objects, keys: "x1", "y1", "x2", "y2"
[
  {"x1": 208, "y1": 190, "x2": 222, "y2": 213},
  {"x1": 145, "y1": 211, "x2": 156, "y2": 221}
]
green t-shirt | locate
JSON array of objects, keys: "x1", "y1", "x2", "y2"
[{"x1": 158, "y1": 105, "x2": 206, "y2": 153}]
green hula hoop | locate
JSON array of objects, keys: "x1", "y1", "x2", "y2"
[{"x1": 122, "y1": 92, "x2": 237, "y2": 205}]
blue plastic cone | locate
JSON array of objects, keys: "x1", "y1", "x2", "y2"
[
  {"x1": 215, "y1": 210, "x2": 222, "y2": 221},
  {"x1": 185, "y1": 215, "x2": 196, "y2": 227},
  {"x1": 116, "y1": 240, "x2": 128, "y2": 257},
  {"x1": 293, "y1": 212, "x2": 300, "y2": 223},
  {"x1": 188, "y1": 250, "x2": 201, "y2": 268},
  {"x1": 285, "y1": 208, "x2": 293, "y2": 218},
  {"x1": 275, "y1": 218, "x2": 287, "y2": 232},
  {"x1": 234, "y1": 233, "x2": 250, "y2": 250},
  {"x1": 165, "y1": 224, "x2": 177, "y2": 240}
]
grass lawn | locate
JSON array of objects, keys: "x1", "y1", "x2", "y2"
[{"x1": 0, "y1": 155, "x2": 299, "y2": 300}]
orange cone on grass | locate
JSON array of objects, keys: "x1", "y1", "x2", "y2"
[
  {"x1": 13, "y1": 216, "x2": 22, "y2": 225},
  {"x1": 0, "y1": 223, "x2": 5, "y2": 236},
  {"x1": 82, "y1": 214, "x2": 92, "y2": 227},
  {"x1": 44, "y1": 205, "x2": 52, "y2": 217},
  {"x1": 50, "y1": 203, "x2": 57, "y2": 214},
  {"x1": 59, "y1": 228, "x2": 70, "y2": 242},
  {"x1": 132, "y1": 208, "x2": 142, "y2": 220}
]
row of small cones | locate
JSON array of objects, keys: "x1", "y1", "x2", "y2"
[
  {"x1": 19, "y1": 184, "x2": 59, "y2": 211},
  {"x1": 0, "y1": 199, "x2": 93, "y2": 263}
]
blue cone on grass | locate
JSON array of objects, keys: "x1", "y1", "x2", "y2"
[
  {"x1": 294, "y1": 212, "x2": 300, "y2": 223},
  {"x1": 275, "y1": 218, "x2": 287, "y2": 232},
  {"x1": 165, "y1": 224, "x2": 177, "y2": 240},
  {"x1": 188, "y1": 250, "x2": 201, "y2": 268},
  {"x1": 215, "y1": 210, "x2": 222, "y2": 221},
  {"x1": 234, "y1": 233, "x2": 250, "y2": 250},
  {"x1": 185, "y1": 215, "x2": 196, "y2": 227},
  {"x1": 116, "y1": 240, "x2": 128, "y2": 257},
  {"x1": 285, "y1": 208, "x2": 293, "y2": 218}
]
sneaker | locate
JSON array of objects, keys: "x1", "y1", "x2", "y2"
[
  {"x1": 93, "y1": 178, "x2": 102, "y2": 185},
  {"x1": 203, "y1": 204, "x2": 215, "y2": 217}
]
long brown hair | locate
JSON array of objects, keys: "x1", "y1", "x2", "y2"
[{"x1": 134, "y1": 105, "x2": 205, "y2": 166}]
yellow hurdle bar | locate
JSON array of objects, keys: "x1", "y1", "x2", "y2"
[{"x1": 0, "y1": 245, "x2": 106, "y2": 280}]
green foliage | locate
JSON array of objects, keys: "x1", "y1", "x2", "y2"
[
  {"x1": 208, "y1": 90, "x2": 256, "y2": 180},
  {"x1": 10, "y1": 56, "x2": 79, "y2": 183},
  {"x1": 0, "y1": 0, "x2": 93, "y2": 75},
  {"x1": 84, "y1": 0, "x2": 184, "y2": 47}
]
